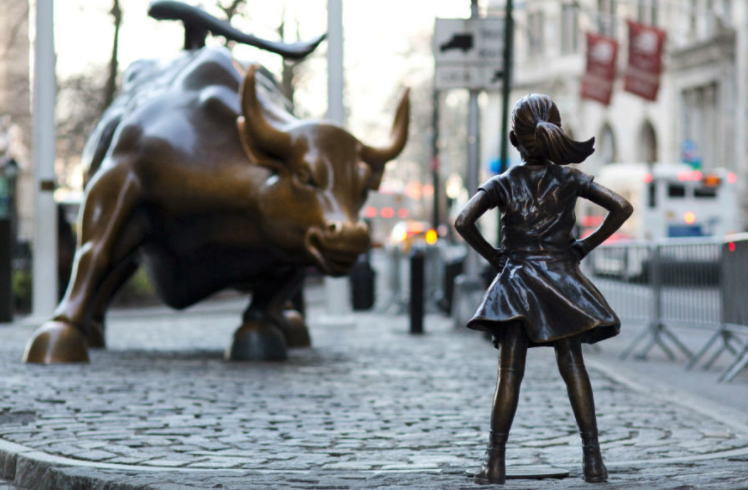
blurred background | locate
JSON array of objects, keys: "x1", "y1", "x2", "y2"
[{"x1": 1, "y1": 0, "x2": 748, "y2": 383}]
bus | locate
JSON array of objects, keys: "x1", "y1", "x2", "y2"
[
  {"x1": 579, "y1": 163, "x2": 740, "y2": 241},
  {"x1": 578, "y1": 163, "x2": 740, "y2": 279}
]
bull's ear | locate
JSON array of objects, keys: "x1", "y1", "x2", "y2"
[
  {"x1": 237, "y1": 65, "x2": 292, "y2": 170},
  {"x1": 360, "y1": 88, "x2": 410, "y2": 190}
]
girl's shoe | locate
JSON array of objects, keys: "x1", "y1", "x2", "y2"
[
  {"x1": 474, "y1": 446, "x2": 506, "y2": 485},
  {"x1": 581, "y1": 433, "x2": 608, "y2": 483},
  {"x1": 474, "y1": 431, "x2": 508, "y2": 485}
]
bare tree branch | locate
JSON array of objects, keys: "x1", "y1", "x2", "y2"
[{"x1": 217, "y1": 0, "x2": 246, "y2": 21}]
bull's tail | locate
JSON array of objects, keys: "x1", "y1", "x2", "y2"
[{"x1": 148, "y1": 1, "x2": 325, "y2": 60}]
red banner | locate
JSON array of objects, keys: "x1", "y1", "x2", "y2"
[
  {"x1": 580, "y1": 33, "x2": 619, "y2": 106},
  {"x1": 624, "y1": 20, "x2": 667, "y2": 101}
]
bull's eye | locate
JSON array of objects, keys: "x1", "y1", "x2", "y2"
[{"x1": 295, "y1": 168, "x2": 317, "y2": 188}]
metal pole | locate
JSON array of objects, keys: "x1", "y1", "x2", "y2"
[
  {"x1": 431, "y1": 88, "x2": 440, "y2": 230},
  {"x1": 464, "y1": 0, "x2": 481, "y2": 281},
  {"x1": 327, "y1": 0, "x2": 344, "y2": 124},
  {"x1": 452, "y1": 0, "x2": 485, "y2": 328},
  {"x1": 323, "y1": 0, "x2": 351, "y2": 319},
  {"x1": 32, "y1": 0, "x2": 58, "y2": 318},
  {"x1": 497, "y1": 0, "x2": 514, "y2": 245}
]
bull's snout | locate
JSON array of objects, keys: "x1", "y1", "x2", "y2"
[
  {"x1": 323, "y1": 220, "x2": 370, "y2": 247},
  {"x1": 304, "y1": 221, "x2": 371, "y2": 276}
]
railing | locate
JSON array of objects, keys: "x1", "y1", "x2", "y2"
[{"x1": 585, "y1": 236, "x2": 748, "y2": 382}]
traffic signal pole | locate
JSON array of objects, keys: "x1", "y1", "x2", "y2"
[{"x1": 497, "y1": 0, "x2": 514, "y2": 246}]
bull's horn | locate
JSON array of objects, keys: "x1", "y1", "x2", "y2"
[
  {"x1": 238, "y1": 65, "x2": 292, "y2": 160},
  {"x1": 360, "y1": 88, "x2": 410, "y2": 167}
]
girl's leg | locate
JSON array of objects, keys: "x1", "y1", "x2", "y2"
[
  {"x1": 554, "y1": 337, "x2": 608, "y2": 483},
  {"x1": 475, "y1": 322, "x2": 528, "y2": 485}
]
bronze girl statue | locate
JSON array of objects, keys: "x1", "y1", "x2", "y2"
[{"x1": 455, "y1": 94, "x2": 632, "y2": 484}]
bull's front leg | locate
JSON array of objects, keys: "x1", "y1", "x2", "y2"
[
  {"x1": 226, "y1": 267, "x2": 310, "y2": 361},
  {"x1": 23, "y1": 164, "x2": 146, "y2": 363}
]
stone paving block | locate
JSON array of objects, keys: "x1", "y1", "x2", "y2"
[
  {"x1": 70, "y1": 449, "x2": 117, "y2": 462},
  {"x1": 0, "y1": 306, "x2": 744, "y2": 489}
]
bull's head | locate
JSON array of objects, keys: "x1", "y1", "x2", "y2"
[{"x1": 237, "y1": 65, "x2": 410, "y2": 276}]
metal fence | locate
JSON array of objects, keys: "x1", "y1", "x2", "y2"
[{"x1": 585, "y1": 236, "x2": 748, "y2": 382}]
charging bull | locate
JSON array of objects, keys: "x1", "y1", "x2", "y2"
[{"x1": 23, "y1": 1, "x2": 409, "y2": 364}]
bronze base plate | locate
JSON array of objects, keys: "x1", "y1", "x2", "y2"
[{"x1": 466, "y1": 466, "x2": 569, "y2": 480}]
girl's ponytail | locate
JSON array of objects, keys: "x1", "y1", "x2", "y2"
[
  {"x1": 535, "y1": 121, "x2": 595, "y2": 165},
  {"x1": 512, "y1": 94, "x2": 595, "y2": 165}
]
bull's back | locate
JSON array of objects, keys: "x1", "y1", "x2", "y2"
[{"x1": 82, "y1": 48, "x2": 292, "y2": 182}]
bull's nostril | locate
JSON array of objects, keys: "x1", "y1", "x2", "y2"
[{"x1": 327, "y1": 221, "x2": 342, "y2": 234}]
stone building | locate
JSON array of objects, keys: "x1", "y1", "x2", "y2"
[
  {"x1": 0, "y1": 0, "x2": 34, "y2": 241},
  {"x1": 483, "y1": 0, "x2": 748, "y2": 228}
]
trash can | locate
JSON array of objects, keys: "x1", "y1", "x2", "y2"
[{"x1": 350, "y1": 252, "x2": 376, "y2": 311}]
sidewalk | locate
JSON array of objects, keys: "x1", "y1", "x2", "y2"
[{"x1": 0, "y1": 290, "x2": 745, "y2": 489}]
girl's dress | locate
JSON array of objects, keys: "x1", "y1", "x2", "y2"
[{"x1": 467, "y1": 163, "x2": 620, "y2": 347}]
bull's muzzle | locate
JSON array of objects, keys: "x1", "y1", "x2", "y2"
[{"x1": 304, "y1": 221, "x2": 371, "y2": 276}]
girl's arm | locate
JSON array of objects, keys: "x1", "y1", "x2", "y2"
[
  {"x1": 575, "y1": 182, "x2": 633, "y2": 258},
  {"x1": 454, "y1": 190, "x2": 503, "y2": 270}
]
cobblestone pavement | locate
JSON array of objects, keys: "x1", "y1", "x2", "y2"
[{"x1": 0, "y1": 297, "x2": 746, "y2": 489}]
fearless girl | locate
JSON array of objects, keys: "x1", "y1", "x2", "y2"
[{"x1": 455, "y1": 94, "x2": 632, "y2": 484}]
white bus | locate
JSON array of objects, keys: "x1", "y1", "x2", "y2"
[{"x1": 579, "y1": 163, "x2": 740, "y2": 242}]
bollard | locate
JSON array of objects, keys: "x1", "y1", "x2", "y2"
[
  {"x1": 350, "y1": 252, "x2": 376, "y2": 311},
  {"x1": 409, "y1": 246, "x2": 425, "y2": 334},
  {"x1": 0, "y1": 218, "x2": 12, "y2": 323}
]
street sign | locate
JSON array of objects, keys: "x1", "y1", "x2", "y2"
[
  {"x1": 434, "y1": 17, "x2": 504, "y2": 90},
  {"x1": 434, "y1": 18, "x2": 504, "y2": 64},
  {"x1": 435, "y1": 65, "x2": 503, "y2": 91}
]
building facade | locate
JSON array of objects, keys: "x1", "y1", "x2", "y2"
[
  {"x1": 0, "y1": 0, "x2": 34, "y2": 241},
  {"x1": 484, "y1": 0, "x2": 748, "y2": 228}
]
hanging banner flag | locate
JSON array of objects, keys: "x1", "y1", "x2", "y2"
[
  {"x1": 580, "y1": 32, "x2": 619, "y2": 105},
  {"x1": 624, "y1": 20, "x2": 667, "y2": 101}
]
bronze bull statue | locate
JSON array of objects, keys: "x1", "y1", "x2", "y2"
[{"x1": 23, "y1": 2, "x2": 409, "y2": 364}]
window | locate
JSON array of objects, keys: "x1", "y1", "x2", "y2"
[
  {"x1": 648, "y1": 182, "x2": 657, "y2": 208},
  {"x1": 690, "y1": 0, "x2": 698, "y2": 37},
  {"x1": 694, "y1": 187, "x2": 717, "y2": 198},
  {"x1": 527, "y1": 11, "x2": 545, "y2": 56},
  {"x1": 637, "y1": 0, "x2": 659, "y2": 25},
  {"x1": 561, "y1": 3, "x2": 579, "y2": 54},
  {"x1": 706, "y1": 0, "x2": 716, "y2": 35},
  {"x1": 599, "y1": 124, "x2": 617, "y2": 165},
  {"x1": 597, "y1": 0, "x2": 617, "y2": 37},
  {"x1": 668, "y1": 184, "x2": 686, "y2": 198},
  {"x1": 722, "y1": 0, "x2": 732, "y2": 19}
]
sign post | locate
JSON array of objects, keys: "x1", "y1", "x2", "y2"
[{"x1": 437, "y1": 3, "x2": 505, "y2": 327}]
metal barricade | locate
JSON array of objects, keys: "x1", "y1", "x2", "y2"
[{"x1": 587, "y1": 237, "x2": 748, "y2": 382}]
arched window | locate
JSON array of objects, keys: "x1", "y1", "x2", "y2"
[
  {"x1": 639, "y1": 120, "x2": 658, "y2": 163},
  {"x1": 599, "y1": 124, "x2": 616, "y2": 164}
]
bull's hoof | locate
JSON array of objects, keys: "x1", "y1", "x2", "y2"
[
  {"x1": 282, "y1": 309, "x2": 311, "y2": 348},
  {"x1": 226, "y1": 322, "x2": 288, "y2": 361},
  {"x1": 23, "y1": 321, "x2": 90, "y2": 364},
  {"x1": 85, "y1": 320, "x2": 106, "y2": 349}
]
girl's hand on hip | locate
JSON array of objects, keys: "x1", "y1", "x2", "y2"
[
  {"x1": 493, "y1": 249, "x2": 507, "y2": 272},
  {"x1": 571, "y1": 240, "x2": 589, "y2": 262}
]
